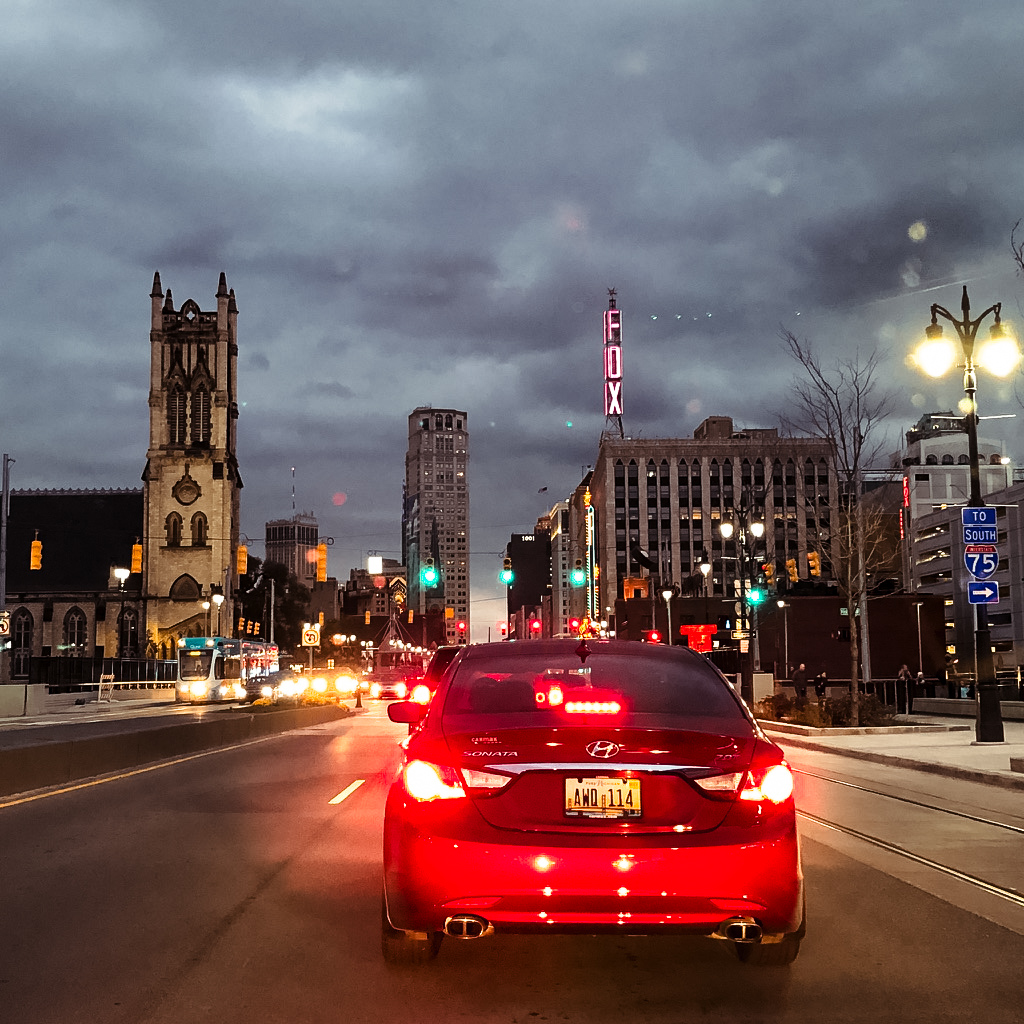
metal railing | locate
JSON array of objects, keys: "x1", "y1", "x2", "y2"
[{"x1": 25, "y1": 656, "x2": 177, "y2": 690}]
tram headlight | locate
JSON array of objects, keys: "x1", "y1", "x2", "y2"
[{"x1": 190, "y1": 681, "x2": 208, "y2": 697}]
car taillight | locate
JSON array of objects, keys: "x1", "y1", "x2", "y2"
[
  {"x1": 460, "y1": 768, "x2": 512, "y2": 793},
  {"x1": 739, "y1": 763, "x2": 794, "y2": 804},
  {"x1": 402, "y1": 760, "x2": 466, "y2": 801},
  {"x1": 693, "y1": 762, "x2": 794, "y2": 804},
  {"x1": 410, "y1": 683, "x2": 432, "y2": 704}
]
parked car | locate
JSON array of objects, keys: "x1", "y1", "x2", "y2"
[{"x1": 383, "y1": 638, "x2": 804, "y2": 965}]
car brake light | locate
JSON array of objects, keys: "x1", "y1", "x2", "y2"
[
  {"x1": 403, "y1": 760, "x2": 466, "y2": 801},
  {"x1": 564, "y1": 700, "x2": 622, "y2": 714},
  {"x1": 739, "y1": 763, "x2": 794, "y2": 803},
  {"x1": 410, "y1": 683, "x2": 432, "y2": 704}
]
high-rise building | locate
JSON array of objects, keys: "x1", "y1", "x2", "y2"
[
  {"x1": 265, "y1": 512, "x2": 319, "y2": 583},
  {"x1": 404, "y1": 408, "x2": 469, "y2": 644}
]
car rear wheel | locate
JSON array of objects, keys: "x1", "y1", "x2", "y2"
[{"x1": 381, "y1": 891, "x2": 442, "y2": 965}]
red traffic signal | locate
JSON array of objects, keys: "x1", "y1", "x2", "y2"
[
  {"x1": 457, "y1": 620, "x2": 467, "y2": 632},
  {"x1": 646, "y1": 629, "x2": 661, "y2": 643},
  {"x1": 529, "y1": 618, "x2": 542, "y2": 633}
]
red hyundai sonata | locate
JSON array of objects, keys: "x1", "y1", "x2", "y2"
[{"x1": 383, "y1": 639, "x2": 804, "y2": 966}]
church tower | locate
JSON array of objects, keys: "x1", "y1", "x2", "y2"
[{"x1": 142, "y1": 272, "x2": 241, "y2": 653}]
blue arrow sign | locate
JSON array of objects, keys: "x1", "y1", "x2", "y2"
[
  {"x1": 962, "y1": 507, "x2": 997, "y2": 526},
  {"x1": 968, "y1": 581, "x2": 999, "y2": 605},
  {"x1": 964, "y1": 544, "x2": 999, "y2": 580}
]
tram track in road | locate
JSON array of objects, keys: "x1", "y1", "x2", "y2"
[{"x1": 792, "y1": 766, "x2": 1024, "y2": 912}]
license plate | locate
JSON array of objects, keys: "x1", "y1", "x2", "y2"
[{"x1": 564, "y1": 776, "x2": 641, "y2": 819}]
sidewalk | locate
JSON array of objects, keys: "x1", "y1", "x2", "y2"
[{"x1": 760, "y1": 715, "x2": 1024, "y2": 790}]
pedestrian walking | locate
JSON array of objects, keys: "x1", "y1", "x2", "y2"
[
  {"x1": 792, "y1": 663, "x2": 808, "y2": 708},
  {"x1": 814, "y1": 667, "x2": 828, "y2": 702}
]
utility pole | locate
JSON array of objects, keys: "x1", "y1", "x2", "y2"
[{"x1": 0, "y1": 454, "x2": 12, "y2": 685}]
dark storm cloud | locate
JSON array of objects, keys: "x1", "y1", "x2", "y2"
[{"x1": 4, "y1": 0, "x2": 1024, "y2": 633}]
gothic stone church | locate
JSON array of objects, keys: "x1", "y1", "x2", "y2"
[{"x1": 5, "y1": 273, "x2": 243, "y2": 673}]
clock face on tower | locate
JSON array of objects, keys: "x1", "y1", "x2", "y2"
[{"x1": 172, "y1": 467, "x2": 201, "y2": 506}]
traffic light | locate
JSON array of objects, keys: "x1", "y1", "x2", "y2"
[
  {"x1": 645, "y1": 629, "x2": 662, "y2": 643},
  {"x1": 762, "y1": 562, "x2": 775, "y2": 589},
  {"x1": 457, "y1": 620, "x2": 467, "y2": 643},
  {"x1": 131, "y1": 541, "x2": 143, "y2": 574},
  {"x1": 568, "y1": 616, "x2": 582, "y2": 633},
  {"x1": 364, "y1": 611, "x2": 371, "y2": 625},
  {"x1": 786, "y1": 558, "x2": 798, "y2": 584},
  {"x1": 499, "y1": 558, "x2": 514, "y2": 586},
  {"x1": 30, "y1": 533, "x2": 42, "y2": 571},
  {"x1": 421, "y1": 558, "x2": 439, "y2": 587},
  {"x1": 498, "y1": 621, "x2": 508, "y2": 636},
  {"x1": 316, "y1": 542, "x2": 328, "y2": 582},
  {"x1": 808, "y1": 551, "x2": 821, "y2": 576},
  {"x1": 570, "y1": 559, "x2": 586, "y2": 586},
  {"x1": 236, "y1": 544, "x2": 248, "y2": 576},
  {"x1": 747, "y1": 587, "x2": 765, "y2": 605},
  {"x1": 529, "y1": 618, "x2": 542, "y2": 634}
]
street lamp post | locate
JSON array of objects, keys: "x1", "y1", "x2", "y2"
[
  {"x1": 720, "y1": 506, "x2": 765, "y2": 699},
  {"x1": 778, "y1": 599, "x2": 789, "y2": 679},
  {"x1": 699, "y1": 549, "x2": 711, "y2": 624},
  {"x1": 912, "y1": 285, "x2": 1020, "y2": 743},
  {"x1": 661, "y1": 588, "x2": 674, "y2": 647},
  {"x1": 212, "y1": 591, "x2": 224, "y2": 636}
]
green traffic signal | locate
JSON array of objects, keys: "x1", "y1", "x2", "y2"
[
  {"x1": 499, "y1": 557, "x2": 514, "y2": 586},
  {"x1": 747, "y1": 587, "x2": 764, "y2": 605},
  {"x1": 570, "y1": 559, "x2": 586, "y2": 586},
  {"x1": 420, "y1": 558, "x2": 439, "y2": 586}
]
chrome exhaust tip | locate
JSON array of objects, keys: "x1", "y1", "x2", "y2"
[
  {"x1": 443, "y1": 914, "x2": 494, "y2": 939},
  {"x1": 716, "y1": 917, "x2": 763, "y2": 943}
]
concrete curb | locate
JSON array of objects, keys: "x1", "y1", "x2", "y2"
[
  {"x1": 763, "y1": 731, "x2": 1024, "y2": 792},
  {"x1": 0, "y1": 704, "x2": 352, "y2": 800}
]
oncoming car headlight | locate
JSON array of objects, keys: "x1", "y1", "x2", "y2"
[
  {"x1": 261, "y1": 684, "x2": 273, "y2": 698},
  {"x1": 312, "y1": 676, "x2": 328, "y2": 693}
]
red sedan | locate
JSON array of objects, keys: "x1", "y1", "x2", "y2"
[{"x1": 383, "y1": 639, "x2": 804, "y2": 966}]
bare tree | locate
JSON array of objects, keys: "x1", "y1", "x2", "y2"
[{"x1": 780, "y1": 331, "x2": 898, "y2": 725}]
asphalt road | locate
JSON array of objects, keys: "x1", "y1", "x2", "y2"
[{"x1": 1, "y1": 705, "x2": 1022, "y2": 1024}]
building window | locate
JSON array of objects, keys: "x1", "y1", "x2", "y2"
[
  {"x1": 166, "y1": 512, "x2": 183, "y2": 547},
  {"x1": 119, "y1": 606, "x2": 140, "y2": 657},
  {"x1": 168, "y1": 385, "x2": 187, "y2": 444},
  {"x1": 12, "y1": 609, "x2": 32, "y2": 678},
  {"x1": 191, "y1": 512, "x2": 208, "y2": 546},
  {"x1": 191, "y1": 385, "x2": 211, "y2": 444},
  {"x1": 63, "y1": 608, "x2": 88, "y2": 657}
]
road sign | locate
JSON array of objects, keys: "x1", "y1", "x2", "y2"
[
  {"x1": 962, "y1": 507, "x2": 996, "y2": 526},
  {"x1": 0, "y1": 611, "x2": 9, "y2": 637},
  {"x1": 963, "y1": 524, "x2": 997, "y2": 544},
  {"x1": 967, "y1": 581, "x2": 999, "y2": 605},
  {"x1": 964, "y1": 544, "x2": 999, "y2": 580},
  {"x1": 301, "y1": 626, "x2": 321, "y2": 646}
]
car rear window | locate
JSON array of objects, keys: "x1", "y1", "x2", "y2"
[{"x1": 441, "y1": 652, "x2": 745, "y2": 724}]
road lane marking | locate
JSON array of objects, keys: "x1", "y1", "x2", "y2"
[{"x1": 329, "y1": 779, "x2": 366, "y2": 804}]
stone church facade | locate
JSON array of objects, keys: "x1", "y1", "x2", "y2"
[{"x1": 142, "y1": 272, "x2": 242, "y2": 655}]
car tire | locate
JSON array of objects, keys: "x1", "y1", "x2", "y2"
[{"x1": 381, "y1": 891, "x2": 442, "y2": 965}]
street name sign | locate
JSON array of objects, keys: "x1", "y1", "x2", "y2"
[
  {"x1": 967, "y1": 581, "x2": 999, "y2": 605},
  {"x1": 964, "y1": 544, "x2": 999, "y2": 580}
]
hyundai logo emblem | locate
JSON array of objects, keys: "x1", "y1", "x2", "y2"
[{"x1": 586, "y1": 740, "x2": 621, "y2": 759}]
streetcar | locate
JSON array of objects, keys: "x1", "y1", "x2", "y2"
[{"x1": 176, "y1": 636, "x2": 279, "y2": 703}]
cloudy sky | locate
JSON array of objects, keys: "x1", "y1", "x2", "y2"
[{"x1": 4, "y1": 0, "x2": 1024, "y2": 638}]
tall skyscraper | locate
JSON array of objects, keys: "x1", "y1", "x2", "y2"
[
  {"x1": 404, "y1": 408, "x2": 470, "y2": 644},
  {"x1": 265, "y1": 512, "x2": 319, "y2": 583}
]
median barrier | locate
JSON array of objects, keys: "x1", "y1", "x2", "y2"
[{"x1": 0, "y1": 703, "x2": 351, "y2": 800}]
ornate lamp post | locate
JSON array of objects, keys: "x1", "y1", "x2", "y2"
[
  {"x1": 699, "y1": 548, "x2": 711, "y2": 623},
  {"x1": 661, "y1": 587, "x2": 675, "y2": 647},
  {"x1": 911, "y1": 285, "x2": 1020, "y2": 743},
  {"x1": 720, "y1": 509, "x2": 765, "y2": 697}
]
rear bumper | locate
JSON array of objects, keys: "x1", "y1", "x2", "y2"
[{"x1": 384, "y1": 816, "x2": 802, "y2": 937}]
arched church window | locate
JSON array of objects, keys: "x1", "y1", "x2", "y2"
[
  {"x1": 191, "y1": 512, "x2": 208, "y2": 546},
  {"x1": 166, "y1": 512, "x2": 182, "y2": 547},
  {"x1": 63, "y1": 607, "x2": 88, "y2": 657},
  {"x1": 168, "y1": 385, "x2": 187, "y2": 444},
  {"x1": 12, "y1": 609, "x2": 32, "y2": 678},
  {"x1": 445, "y1": 414, "x2": 453, "y2": 428},
  {"x1": 169, "y1": 575, "x2": 202, "y2": 601},
  {"x1": 119, "y1": 606, "x2": 140, "y2": 657},
  {"x1": 191, "y1": 385, "x2": 211, "y2": 445}
]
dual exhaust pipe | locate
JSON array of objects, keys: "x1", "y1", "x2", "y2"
[
  {"x1": 443, "y1": 913, "x2": 763, "y2": 944},
  {"x1": 715, "y1": 917, "x2": 763, "y2": 943},
  {"x1": 444, "y1": 914, "x2": 494, "y2": 939}
]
